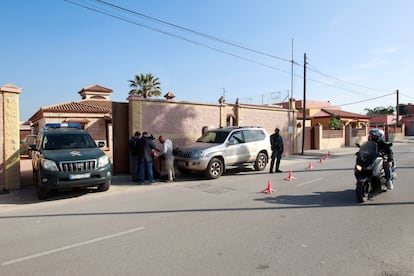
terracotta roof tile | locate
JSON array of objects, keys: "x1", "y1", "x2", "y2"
[
  {"x1": 79, "y1": 84, "x2": 113, "y2": 93},
  {"x1": 42, "y1": 101, "x2": 111, "y2": 114},
  {"x1": 298, "y1": 109, "x2": 370, "y2": 119},
  {"x1": 322, "y1": 109, "x2": 370, "y2": 119}
]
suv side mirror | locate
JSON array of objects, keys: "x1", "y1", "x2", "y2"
[{"x1": 98, "y1": 141, "x2": 105, "y2": 148}]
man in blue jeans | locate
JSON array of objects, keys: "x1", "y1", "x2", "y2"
[{"x1": 137, "y1": 132, "x2": 160, "y2": 185}]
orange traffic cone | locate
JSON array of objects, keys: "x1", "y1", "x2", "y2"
[
  {"x1": 320, "y1": 156, "x2": 324, "y2": 163},
  {"x1": 284, "y1": 170, "x2": 297, "y2": 181},
  {"x1": 306, "y1": 161, "x2": 314, "y2": 170},
  {"x1": 261, "y1": 179, "x2": 275, "y2": 194}
]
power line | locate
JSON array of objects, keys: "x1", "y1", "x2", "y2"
[
  {"x1": 65, "y1": 0, "x2": 292, "y2": 74},
  {"x1": 91, "y1": 0, "x2": 293, "y2": 63},
  {"x1": 306, "y1": 61, "x2": 391, "y2": 93},
  {"x1": 66, "y1": 0, "x2": 401, "y2": 109},
  {"x1": 399, "y1": 92, "x2": 414, "y2": 101},
  {"x1": 330, "y1": 92, "x2": 396, "y2": 108}
]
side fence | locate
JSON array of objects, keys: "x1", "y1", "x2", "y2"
[{"x1": 311, "y1": 124, "x2": 405, "y2": 151}]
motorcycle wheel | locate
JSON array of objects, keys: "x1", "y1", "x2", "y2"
[{"x1": 356, "y1": 179, "x2": 370, "y2": 203}]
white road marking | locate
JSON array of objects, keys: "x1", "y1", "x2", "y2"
[
  {"x1": 2, "y1": 226, "x2": 145, "y2": 266},
  {"x1": 295, "y1": 177, "x2": 323, "y2": 187}
]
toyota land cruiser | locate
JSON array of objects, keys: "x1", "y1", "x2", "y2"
[
  {"x1": 174, "y1": 126, "x2": 271, "y2": 179},
  {"x1": 31, "y1": 123, "x2": 112, "y2": 199}
]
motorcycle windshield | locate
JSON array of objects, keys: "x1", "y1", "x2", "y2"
[{"x1": 359, "y1": 141, "x2": 378, "y2": 161}]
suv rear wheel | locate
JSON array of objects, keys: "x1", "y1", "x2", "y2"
[
  {"x1": 205, "y1": 158, "x2": 223, "y2": 179},
  {"x1": 254, "y1": 152, "x2": 268, "y2": 171}
]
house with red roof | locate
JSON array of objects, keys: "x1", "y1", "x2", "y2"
[
  {"x1": 281, "y1": 98, "x2": 370, "y2": 129},
  {"x1": 400, "y1": 103, "x2": 414, "y2": 136},
  {"x1": 28, "y1": 84, "x2": 113, "y2": 151}
]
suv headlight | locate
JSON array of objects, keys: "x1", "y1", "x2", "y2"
[
  {"x1": 192, "y1": 150, "x2": 205, "y2": 158},
  {"x1": 98, "y1": 155, "x2": 110, "y2": 168},
  {"x1": 41, "y1": 159, "x2": 59, "y2": 171}
]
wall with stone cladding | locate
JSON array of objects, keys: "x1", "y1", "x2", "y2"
[
  {"x1": 0, "y1": 92, "x2": 4, "y2": 168},
  {"x1": 0, "y1": 93, "x2": 4, "y2": 178},
  {"x1": 0, "y1": 84, "x2": 22, "y2": 190}
]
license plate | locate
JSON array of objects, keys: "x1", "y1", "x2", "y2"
[
  {"x1": 69, "y1": 173, "x2": 91, "y2": 180},
  {"x1": 177, "y1": 161, "x2": 187, "y2": 167}
]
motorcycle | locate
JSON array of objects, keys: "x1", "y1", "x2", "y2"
[{"x1": 354, "y1": 141, "x2": 396, "y2": 202}]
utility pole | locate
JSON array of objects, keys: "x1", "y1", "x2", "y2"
[
  {"x1": 290, "y1": 38, "x2": 296, "y2": 154},
  {"x1": 290, "y1": 38, "x2": 294, "y2": 110},
  {"x1": 396, "y1": 89, "x2": 399, "y2": 126},
  {"x1": 301, "y1": 53, "x2": 307, "y2": 155}
]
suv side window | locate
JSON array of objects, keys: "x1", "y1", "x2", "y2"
[
  {"x1": 244, "y1": 130, "x2": 266, "y2": 142},
  {"x1": 243, "y1": 130, "x2": 255, "y2": 142},
  {"x1": 228, "y1": 131, "x2": 244, "y2": 144}
]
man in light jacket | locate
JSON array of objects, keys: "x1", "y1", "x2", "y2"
[{"x1": 158, "y1": 135, "x2": 176, "y2": 182}]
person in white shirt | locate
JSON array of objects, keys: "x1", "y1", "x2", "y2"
[{"x1": 158, "y1": 135, "x2": 176, "y2": 182}]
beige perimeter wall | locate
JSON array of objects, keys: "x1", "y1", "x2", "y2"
[
  {"x1": 0, "y1": 84, "x2": 22, "y2": 190},
  {"x1": 128, "y1": 97, "x2": 295, "y2": 153}
]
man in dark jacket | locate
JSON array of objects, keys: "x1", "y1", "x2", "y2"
[
  {"x1": 128, "y1": 131, "x2": 141, "y2": 182},
  {"x1": 137, "y1": 132, "x2": 160, "y2": 184},
  {"x1": 269, "y1": 128, "x2": 284, "y2": 173},
  {"x1": 369, "y1": 128, "x2": 394, "y2": 189}
]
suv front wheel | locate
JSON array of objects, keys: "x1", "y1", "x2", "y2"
[
  {"x1": 254, "y1": 152, "x2": 268, "y2": 171},
  {"x1": 205, "y1": 158, "x2": 224, "y2": 179},
  {"x1": 33, "y1": 170, "x2": 49, "y2": 200},
  {"x1": 97, "y1": 179, "x2": 111, "y2": 192}
]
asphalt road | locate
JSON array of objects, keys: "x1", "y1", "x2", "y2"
[{"x1": 0, "y1": 143, "x2": 413, "y2": 276}]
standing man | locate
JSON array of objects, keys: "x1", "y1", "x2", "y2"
[
  {"x1": 269, "y1": 128, "x2": 284, "y2": 173},
  {"x1": 137, "y1": 132, "x2": 160, "y2": 185},
  {"x1": 158, "y1": 135, "x2": 176, "y2": 182},
  {"x1": 128, "y1": 131, "x2": 141, "y2": 182}
]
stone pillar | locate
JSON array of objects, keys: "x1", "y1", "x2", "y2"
[
  {"x1": 128, "y1": 97, "x2": 143, "y2": 136},
  {"x1": 219, "y1": 104, "x2": 226, "y2": 127},
  {"x1": 0, "y1": 84, "x2": 22, "y2": 191}
]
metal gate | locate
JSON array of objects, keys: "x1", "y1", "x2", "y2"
[{"x1": 112, "y1": 102, "x2": 130, "y2": 174}]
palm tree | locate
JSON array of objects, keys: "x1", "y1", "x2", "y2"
[{"x1": 128, "y1": 73, "x2": 162, "y2": 98}]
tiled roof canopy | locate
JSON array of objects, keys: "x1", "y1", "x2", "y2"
[
  {"x1": 43, "y1": 101, "x2": 111, "y2": 113},
  {"x1": 28, "y1": 84, "x2": 113, "y2": 122}
]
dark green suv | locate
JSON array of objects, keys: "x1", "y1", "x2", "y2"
[{"x1": 31, "y1": 123, "x2": 112, "y2": 199}]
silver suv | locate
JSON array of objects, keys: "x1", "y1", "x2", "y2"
[{"x1": 174, "y1": 126, "x2": 271, "y2": 179}]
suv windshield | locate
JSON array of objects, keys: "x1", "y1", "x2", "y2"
[
  {"x1": 197, "y1": 130, "x2": 231, "y2": 143},
  {"x1": 42, "y1": 133, "x2": 97, "y2": 150}
]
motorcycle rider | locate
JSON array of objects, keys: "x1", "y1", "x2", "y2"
[{"x1": 368, "y1": 128, "x2": 394, "y2": 190}]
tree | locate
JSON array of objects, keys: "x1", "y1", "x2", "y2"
[
  {"x1": 398, "y1": 104, "x2": 410, "y2": 116},
  {"x1": 128, "y1": 73, "x2": 161, "y2": 98},
  {"x1": 328, "y1": 115, "x2": 343, "y2": 130},
  {"x1": 364, "y1": 106, "x2": 394, "y2": 116}
]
